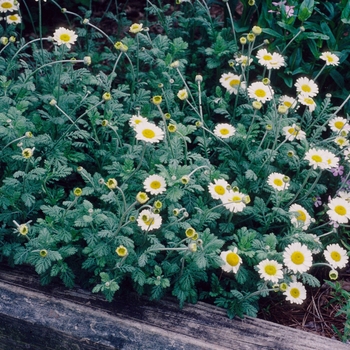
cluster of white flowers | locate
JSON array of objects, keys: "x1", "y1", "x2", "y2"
[
  {"x1": 221, "y1": 240, "x2": 348, "y2": 305},
  {"x1": 0, "y1": 0, "x2": 21, "y2": 24},
  {"x1": 208, "y1": 179, "x2": 250, "y2": 213}
]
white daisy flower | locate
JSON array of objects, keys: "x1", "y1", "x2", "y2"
[
  {"x1": 137, "y1": 209, "x2": 162, "y2": 231},
  {"x1": 282, "y1": 124, "x2": 306, "y2": 141},
  {"x1": 208, "y1": 178, "x2": 230, "y2": 200},
  {"x1": 327, "y1": 197, "x2": 350, "y2": 224},
  {"x1": 248, "y1": 82, "x2": 274, "y2": 103},
  {"x1": 279, "y1": 95, "x2": 297, "y2": 109},
  {"x1": 208, "y1": 179, "x2": 231, "y2": 199},
  {"x1": 283, "y1": 242, "x2": 313, "y2": 273},
  {"x1": 213, "y1": 123, "x2": 236, "y2": 139},
  {"x1": 324, "y1": 243, "x2": 349, "y2": 269},
  {"x1": 220, "y1": 248, "x2": 242, "y2": 273},
  {"x1": 304, "y1": 148, "x2": 332, "y2": 170},
  {"x1": 320, "y1": 52, "x2": 339, "y2": 66},
  {"x1": 257, "y1": 259, "x2": 283, "y2": 283},
  {"x1": 284, "y1": 282, "x2": 307, "y2": 304},
  {"x1": 267, "y1": 172, "x2": 290, "y2": 191},
  {"x1": 6, "y1": 13, "x2": 20, "y2": 24},
  {"x1": 134, "y1": 121, "x2": 165, "y2": 143},
  {"x1": 289, "y1": 204, "x2": 312, "y2": 230},
  {"x1": 256, "y1": 49, "x2": 273, "y2": 67},
  {"x1": 324, "y1": 149, "x2": 339, "y2": 168},
  {"x1": 53, "y1": 27, "x2": 78, "y2": 49},
  {"x1": 0, "y1": 0, "x2": 18, "y2": 13},
  {"x1": 295, "y1": 77, "x2": 319, "y2": 97},
  {"x1": 129, "y1": 115, "x2": 148, "y2": 128},
  {"x1": 328, "y1": 117, "x2": 350, "y2": 133},
  {"x1": 338, "y1": 191, "x2": 350, "y2": 202},
  {"x1": 266, "y1": 52, "x2": 285, "y2": 70},
  {"x1": 219, "y1": 73, "x2": 244, "y2": 95},
  {"x1": 235, "y1": 55, "x2": 253, "y2": 67},
  {"x1": 143, "y1": 174, "x2": 167, "y2": 195},
  {"x1": 344, "y1": 148, "x2": 350, "y2": 162},
  {"x1": 298, "y1": 95, "x2": 316, "y2": 112},
  {"x1": 334, "y1": 136, "x2": 349, "y2": 149},
  {"x1": 221, "y1": 191, "x2": 247, "y2": 213}
]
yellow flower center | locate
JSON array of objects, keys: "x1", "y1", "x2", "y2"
[
  {"x1": 334, "y1": 121, "x2": 344, "y2": 129},
  {"x1": 290, "y1": 287, "x2": 300, "y2": 298},
  {"x1": 143, "y1": 217, "x2": 155, "y2": 226},
  {"x1": 9, "y1": 15, "x2": 17, "y2": 20},
  {"x1": 220, "y1": 128, "x2": 230, "y2": 135},
  {"x1": 336, "y1": 138, "x2": 346, "y2": 145},
  {"x1": 301, "y1": 84, "x2": 311, "y2": 93},
  {"x1": 142, "y1": 129, "x2": 156, "y2": 139},
  {"x1": 229, "y1": 79, "x2": 240, "y2": 87},
  {"x1": 150, "y1": 180, "x2": 161, "y2": 189},
  {"x1": 288, "y1": 128, "x2": 297, "y2": 135},
  {"x1": 330, "y1": 251, "x2": 341, "y2": 262},
  {"x1": 334, "y1": 205, "x2": 346, "y2": 216},
  {"x1": 291, "y1": 251, "x2": 305, "y2": 265},
  {"x1": 255, "y1": 89, "x2": 266, "y2": 98},
  {"x1": 135, "y1": 119, "x2": 142, "y2": 124},
  {"x1": 226, "y1": 252, "x2": 240, "y2": 266},
  {"x1": 283, "y1": 101, "x2": 292, "y2": 107},
  {"x1": 264, "y1": 265, "x2": 277, "y2": 276},
  {"x1": 273, "y1": 178, "x2": 283, "y2": 187},
  {"x1": 60, "y1": 34, "x2": 71, "y2": 42},
  {"x1": 214, "y1": 185, "x2": 225, "y2": 195},
  {"x1": 231, "y1": 195, "x2": 242, "y2": 202},
  {"x1": 1, "y1": 2, "x2": 13, "y2": 9},
  {"x1": 304, "y1": 97, "x2": 314, "y2": 105},
  {"x1": 263, "y1": 54, "x2": 272, "y2": 61},
  {"x1": 296, "y1": 210, "x2": 307, "y2": 222},
  {"x1": 326, "y1": 55, "x2": 334, "y2": 62},
  {"x1": 311, "y1": 154, "x2": 322, "y2": 163}
]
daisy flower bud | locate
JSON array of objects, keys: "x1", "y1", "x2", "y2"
[
  {"x1": 40, "y1": 249, "x2": 48, "y2": 257},
  {"x1": 116, "y1": 245, "x2": 128, "y2": 257},
  {"x1": 73, "y1": 188, "x2": 83, "y2": 197},
  {"x1": 151, "y1": 96, "x2": 162, "y2": 105},
  {"x1": 102, "y1": 92, "x2": 112, "y2": 101}
]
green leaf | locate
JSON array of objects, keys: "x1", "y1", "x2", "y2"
[
  {"x1": 298, "y1": 0, "x2": 314, "y2": 22},
  {"x1": 341, "y1": 1, "x2": 350, "y2": 24}
]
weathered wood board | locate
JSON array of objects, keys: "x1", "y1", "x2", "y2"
[{"x1": 0, "y1": 266, "x2": 348, "y2": 350}]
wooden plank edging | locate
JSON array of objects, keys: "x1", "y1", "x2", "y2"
[{"x1": 0, "y1": 268, "x2": 348, "y2": 350}]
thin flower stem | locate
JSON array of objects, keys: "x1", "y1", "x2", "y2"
[
  {"x1": 281, "y1": 28, "x2": 304, "y2": 54},
  {"x1": 113, "y1": 201, "x2": 138, "y2": 237},
  {"x1": 175, "y1": 131, "x2": 188, "y2": 165},
  {"x1": 53, "y1": 104, "x2": 99, "y2": 144},
  {"x1": 45, "y1": 100, "x2": 105, "y2": 156},
  {"x1": 0, "y1": 42, "x2": 10, "y2": 55},
  {"x1": 9, "y1": 38, "x2": 51, "y2": 64},
  {"x1": 1, "y1": 135, "x2": 27, "y2": 152},
  {"x1": 224, "y1": 2, "x2": 237, "y2": 48},
  {"x1": 286, "y1": 168, "x2": 314, "y2": 207},
  {"x1": 201, "y1": 125, "x2": 235, "y2": 156},
  {"x1": 176, "y1": 67, "x2": 197, "y2": 108},
  {"x1": 115, "y1": 186, "x2": 127, "y2": 213},
  {"x1": 123, "y1": 144, "x2": 147, "y2": 184},
  {"x1": 297, "y1": 170, "x2": 323, "y2": 203},
  {"x1": 313, "y1": 63, "x2": 327, "y2": 81},
  {"x1": 156, "y1": 104, "x2": 175, "y2": 158},
  {"x1": 86, "y1": 21, "x2": 115, "y2": 46}
]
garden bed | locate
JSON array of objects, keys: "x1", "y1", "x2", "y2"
[{"x1": 0, "y1": 265, "x2": 348, "y2": 350}]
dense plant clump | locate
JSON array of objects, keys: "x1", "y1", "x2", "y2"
[{"x1": 0, "y1": 0, "x2": 350, "y2": 339}]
